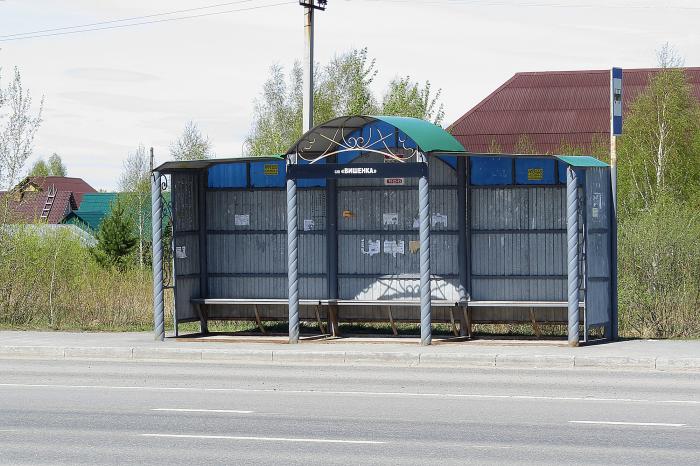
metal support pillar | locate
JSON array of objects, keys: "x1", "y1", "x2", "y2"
[
  {"x1": 302, "y1": 6, "x2": 314, "y2": 132},
  {"x1": 286, "y1": 2, "x2": 315, "y2": 344},
  {"x1": 456, "y1": 157, "x2": 468, "y2": 336},
  {"x1": 326, "y1": 178, "x2": 339, "y2": 336},
  {"x1": 566, "y1": 167, "x2": 580, "y2": 347},
  {"x1": 151, "y1": 170, "x2": 165, "y2": 341},
  {"x1": 610, "y1": 137, "x2": 619, "y2": 341},
  {"x1": 198, "y1": 170, "x2": 209, "y2": 335},
  {"x1": 287, "y1": 174, "x2": 300, "y2": 344},
  {"x1": 418, "y1": 153, "x2": 432, "y2": 346}
]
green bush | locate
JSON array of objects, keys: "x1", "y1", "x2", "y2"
[
  {"x1": 618, "y1": 197, "x2": 700, "y2": 338},
  {"x1": 0, "y1": 227, "x2": 165, "y2": 330}
]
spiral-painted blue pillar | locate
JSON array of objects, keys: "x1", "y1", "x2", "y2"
[
  {"x1": 151, "y1": 171, "x2": 165, "y2": 342},
  {"x1": 287, "y1": 168, "x2": 300, "y2": 344},
  {"x1": 418, "y1": 154, "x2": 432, "y2": 346},
  {"x1": 566, "y1": 167, "x2": 580, "y2": 347}
]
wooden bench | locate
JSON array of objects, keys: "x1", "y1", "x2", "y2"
[
  {"x1": 190, "y1": 298, "x2": 469, "y2": 337},
  {"x1": 190, "y1": 298, "x2": 582, "y2": 338}
]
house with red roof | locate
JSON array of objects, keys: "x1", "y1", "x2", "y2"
[
  {"x1": 448, "y1": 68, "x2": 700, "y2": 154},
  {"x1": 0, "y1": 176, "x2": 97, "y2": 224}
]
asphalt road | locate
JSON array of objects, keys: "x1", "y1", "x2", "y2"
[{"x1": 0, "y1": 359, "x2": 698, "y2": 465}]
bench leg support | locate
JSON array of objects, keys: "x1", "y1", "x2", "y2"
[
  {"x1": 449, "y1": 308, "x2": 459, "y2": 337},
  {"x1": 328, "y1": 305, "x2": 340, "y2": 338},
  {"x1": 253, "y1": 305, "x2": 267, "y2": 335},
  {"x1": 529, "y1": 308, "x2": 542, "y2": 338},
  {"x1": 315, "y1": 304, "x2": 327, "y2": 335},
  {"x1": 196, "y1": 304, "x2": 209, "y2": 335},
  {"x1": 387, "y1": 307, "x2": 398, "y2": 336},
  {"x1": 462, "y1": 307, "x2": 473, "y2": 339}
]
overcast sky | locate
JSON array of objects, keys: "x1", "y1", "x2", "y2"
[{"x1": 1, "y1": 0, "x2": 698, "y2": 190}]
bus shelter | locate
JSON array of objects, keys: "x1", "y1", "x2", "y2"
[{"x1": 152, "y1": 115, "x2": 616, "y2": 346}]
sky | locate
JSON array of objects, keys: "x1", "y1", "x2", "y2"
[{"x1": 0, "y1": 0, "x2": 698, "y2": 190}]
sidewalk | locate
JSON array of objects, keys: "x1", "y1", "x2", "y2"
[{"x1": 1, "y1": 331, "x2": 699, "y2": 371}]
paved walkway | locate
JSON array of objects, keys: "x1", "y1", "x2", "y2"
[{"x1": 1, "y1": 331, "x2": 699, "y2": 371}]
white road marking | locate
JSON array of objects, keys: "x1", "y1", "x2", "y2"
[
  {"x1": 569, "y1": 421, "x2": 686, "y2": 427},
  {"x1": 151, "y1": 408, "x2": 253, "y2": 414},
  {"x1": 1, "y1": 383, "x2": 699, "y2": 406},
  {"x1": 142, "y1": 433, "x2": 385, "y2": 444}
]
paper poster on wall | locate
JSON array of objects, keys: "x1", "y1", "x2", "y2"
[
  {"x1": 383, "y1": 213, "x2": 399, "y2": 226},
  {"x1": 431, "y1": 213, "x2": 448, "y2": 228},
  {"x1": 592, "y1": 192, "x2": 603, "y2": 219},
  {"x1": 409, "y1": 240, "x2": 420, "y2": 254},
  {"x1": 383, "y1": 240, "x2": 405, "y2": 257},
  {"x1": 413, "y1": 217, "x2": 420, "y2": 229},
  {"x1": 175, "y1": 246, "x2": 187, "y2": 259},
  {"x1": 234, "y1": 214, "x2": 250, "y2": 226},
  {"x1": 303, "y1": 219, "x2": 315, "y2": 231},
  {"x1": 361, "y1": 239, "x2": 381, "y2": 256}
]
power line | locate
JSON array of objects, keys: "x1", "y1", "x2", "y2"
[
  {"x1": 360, "y1": 0, "x2": 700, "y2": 10},
  {"x1": 0, "y1": 0, "x2": 257, "y2": 39},
  {"x1": 0, "y1": 1, "x2": 296, "y2": 43}
]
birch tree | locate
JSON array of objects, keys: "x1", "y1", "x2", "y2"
[
  {"x1": 0, "y1": 67, "x2": 44, "y2": 191},
  {"x1": 618, "y1": 67, "x2": 700, "y2": 213},
  {"x1": 119, "y1": 145, "x2": 150, "y2": 267},
  {"x1": 170, "y1": 121, "x2": 212, "y2": 161}
]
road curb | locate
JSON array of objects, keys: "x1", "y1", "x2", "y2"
[{"x1": 0, "y1": 345, "x2": 699, "y2": 372}]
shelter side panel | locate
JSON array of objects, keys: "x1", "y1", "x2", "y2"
[{"x1": 470, "y1": 186, "x2": 567, "y2": 301}]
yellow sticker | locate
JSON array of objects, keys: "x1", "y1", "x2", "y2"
[
  {"x1": 528, "y1": 168, "x2": 544, "y2": 181},
  {"x1": 264, "y1": 164, "x2": 279, "y2": 176}
]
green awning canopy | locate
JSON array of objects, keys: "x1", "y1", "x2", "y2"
[
  {"x1": 555, "y1": 155, "x2": 609, "y2": 168},
  {"x1": 287, "y1": 115, "x2": 466, "y2": 156}
]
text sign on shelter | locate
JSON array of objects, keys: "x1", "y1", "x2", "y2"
[
  {"x1": 612, "y1": 67, "x2": 623, "y2": 136},
  {"x1": 287, "y1": 162, "x2": 427, "y2": 180}
]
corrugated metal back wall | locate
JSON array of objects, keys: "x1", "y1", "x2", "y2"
[
  {"x1": 337, "y1": 154, "x2": 460, "y2": 302},
  {"x1": 206, "y1": 188, "x2": 327, "y2": 300},
  {"x1": 470, "y1": 186, "x2": 567, "y2": 301},
  {"x1": 170, "y1": 156, "x2": 574, "y2": 323}
]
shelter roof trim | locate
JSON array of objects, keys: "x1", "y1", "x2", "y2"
[
  {"x1": 154, "y1": 155, "x2": 284, "y2": 173},
  {"x1": 287, "y1": 115, "x2": 466, "y2": 157}
]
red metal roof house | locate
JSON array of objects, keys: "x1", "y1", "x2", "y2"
[
  {"x1": 0, "y1": 176, "x2": 97, "y2": 224},
  {"x1": 448, "y1": 68, "x2": 700, "y2": 154}
]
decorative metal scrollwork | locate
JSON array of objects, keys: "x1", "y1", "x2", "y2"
[
  {"x1": 159, "y1": 175, "x2": 174, "y2": 289},
  {"x1": 297, "y1": 126, "x2": 418, "y2": 164}
]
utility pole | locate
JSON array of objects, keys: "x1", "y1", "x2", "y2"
[
  {"x1": 288, "y1": 1, "x2": 327, "y2": 344},
  {"x1": 610, "y1": 67, "x2": 622, "y2": 341}
]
